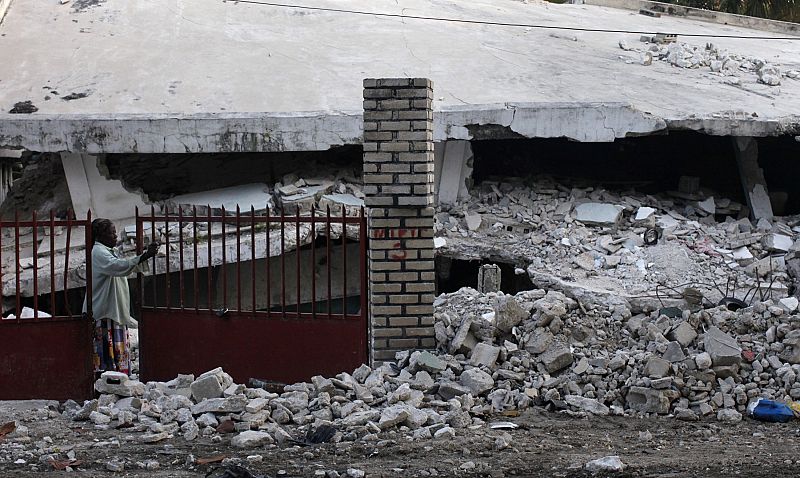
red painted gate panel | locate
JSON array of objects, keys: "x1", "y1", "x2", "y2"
[
  {"x1": 136, "y1": 206, "x2": 368, "y2": 385},
  {"x1": 0, "y1": 212, "x2": 94, "y2": 401}
]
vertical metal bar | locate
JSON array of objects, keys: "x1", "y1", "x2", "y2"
[
  {"x1": 222, "y1": 206, "x2": 227, "y2": 308},
  {"x1": 236, "y1": 205, "x2": 241, "y2": 313},
  {"x1": 207, "y1": 206, "x2": 213, "y2": 311},
  {"x1": 341, "y1": 205, "x2": 347, "y2": 318},
  {"x1": 165, "y1": 208, "x2": 171, "y2": 311},
  {"x1": 280, "y1": 208, "x2": 286, "y2": 316},
  {"x1": 265, "y1": 207, "x2": 271, "y2": 318},
  {"x1": 14, "y1": 210, "x2": 20, "y2": 321},
  {"x1": 251, "y1": 206, "x2": 256, "y2": 314},
  {"x1": 311, "y1": 207, "x2": 316, "y2": 319},
  {"x1": 178, "y1": 208, "x2": 185, "y2": 309},
  {"x1": 326, "y1": 206, "x2": 332, "y2": 320},
  {"x1": 136, "y1": 207, "x2": 143, "y2": 310},
  {"x1": 193, "y1": 206, "x2": 199, "y2": 314},
  {"x1": 150, "y1": 205, "x2": 157, "y2": 309},
  {"x1": 84, "y1": 210, "x2": 93, "y2": 321},
  {"x1": 32, "y1": 211, "x2": 38, "y2": 320},
  {"x1": 359, "y1": 207, "x2": 368, "y2": 322},
  {"x1": 296, "y1": 208, "x2": 301, "y2": 317},
  {"x1": 63, "y1": 210, "x2": 73, "y2": 317}
]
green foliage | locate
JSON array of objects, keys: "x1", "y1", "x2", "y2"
[{"x1": 660, "y1": 0, "x2": 799, "y2": 22}]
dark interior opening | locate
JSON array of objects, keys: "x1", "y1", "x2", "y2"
[
  {"x1": 757, "y1": 135, "x2": 800, "y2": 216},
  {"x1": 436, "y1": 256, "x2": 534, "y2": 295},
  {"x1": 105, "y1": 146, "x2": 363, "y2": 200},
  {"x1": 470, "y1": 132, "x2": 746, "y2": 203}
]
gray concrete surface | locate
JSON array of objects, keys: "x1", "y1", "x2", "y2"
[{"x1": 0, "y1": 0, "x2": 798, "y2": 153}]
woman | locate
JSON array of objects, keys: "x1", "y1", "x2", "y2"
[{"x1": 83, "y1": 218, "x2": 158, "y2": 376}]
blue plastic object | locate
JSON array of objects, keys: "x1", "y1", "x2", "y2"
[{"x1": 748, "y1": 399, "x2": 795, "y2": 423}]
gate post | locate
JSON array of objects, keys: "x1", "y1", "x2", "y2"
[{"x1": 362, "y1": 78, "x2": 436, "y2": 363}]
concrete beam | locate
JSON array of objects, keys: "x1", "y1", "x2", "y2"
[
  {"x1": 733, "y1": 137, "x2": 774, "y2": 221},
  {"x1": 435, "y1": 140, "x2": 473, "y2": 206}
]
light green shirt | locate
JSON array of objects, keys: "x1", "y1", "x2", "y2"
[{"x1": 82, "y1": 243, "x2": 146, "y2": 327}]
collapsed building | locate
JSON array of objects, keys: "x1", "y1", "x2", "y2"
[{"x1": 1, "y1": 0, "x2": 800, "y2": 423}]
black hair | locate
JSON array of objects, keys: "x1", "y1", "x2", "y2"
[{"x1": 91, "y1": 218, "x2": 113, "y2": 243}]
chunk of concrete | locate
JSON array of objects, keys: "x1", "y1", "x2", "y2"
[
  {"x1": 626, "y1": 387, "x2": 671, "y2": 414},
  {"x1": 411, "y1": 351, "x2": 447, "y2": 373},
  {"x1": 437, "y1": 381, "x2": 471, "y2": 400},
  {"x1": 704, "y1": 326, "x2": 742, "y2": 366},
  {"x1": 94, "y1": 372, "x2": 144, "y2": 397},
  {"x1": 662, "y1": 342, "x2": 686, "y2": 363},
  {"x1": 667, "y1": 322, "x2": 697, "y2": 347},
  {"x1": 539, "y1": 345, "x2": 573, "y2": 373},
  {"x1": 190, "y1": 395, "x2": 247, "y2": 415},
  {"x1": 585, "y1": 456, "x2": 624, "y2": 473},
  {"x1": 378, "y1": 405, "x2": 410, "y2": 430},
  {"x1": 460, "y1": 368, "x2": 494, "y2": 396},
  {"x1": 564, "y1": 395, "x2": 609, "y2": 416},
  {"x1": 644, "y1": 357, "x2": 671, "y2": 378},
  {"x1": 494, "y1": 295, "x2": 528, "y2": 333},
  {"x1": 763, "y1": 233, "x2": 793, "y2": 252},
  {"x1": 464, "y1": 212, "x2": 482, "y2": 231},
  {"x1": 231, "y1": 431, "x2": 274, "y2": 448},
  {"x1": 190, "y1": 375, "x2": 223, "y2": 402},
  {"x1": 575, "y1": 203, "x2": 623, "y2": 227},
  {"x1": 470, "y1": 343, "x2": 501, "y2": 368}
]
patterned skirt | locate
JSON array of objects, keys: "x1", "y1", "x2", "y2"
[{"x1": 93, "y1": 318, "x2": 131, "y2": 375}]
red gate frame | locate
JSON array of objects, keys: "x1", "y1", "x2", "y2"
[
  {"x1": 136, "y1": 206, "x2": 369, "y2": 385},
  {"x1": 0, "y1": 211, "x2": 94, "y2": 401}
]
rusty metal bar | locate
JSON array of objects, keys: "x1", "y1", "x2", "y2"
[
  {"x1": 251, "y1": 206, "x2": 256, "y2": 314},
  {"x1": 32, "y1": 211, "x2": 38, "y2": 320},
  {"x1": 222, "y1": 206, "x2": 227, "y2": 308},
  {"x1": 151, "y1": 205, "x2": 157, "y2": 310},
  {"x1": 341, "y1": 205, "x2": 347, "y2": 318},
  {"x1": 360, "y1": 207, "x2": 368, "y2": 321},
  {"x1": 326, "y1": 206, "x2": 332, "y2": 320},
  {"x1": 63, "y1": 210, "x2": 73, "y2": 317},
  {"x1": 178, "y1": 208, "x2": 185, "y2": 309},
  {"x1": 136, "y1": 207, "x2": 143, "y2": 311},
  {"x1": 236, "y1": 206, "x2": 241, "y2": 313},
  {"x1": 265, "y1": 207, "x2": 271, "y2": 318},
  {"x1": 193, "y1": 206, "x2": 199, "y2": 314},
  {"x1": 311, "y1": 207, "x2": 316, "y2": 319},
  {"x1": 296, "y1": 208, "x2": 301, "y2": 317},
  {"x1": 84, "y1": 210, "x2": 93, "y2": 320},
  {"x1": 14, "y1": 210, "x2": 20, "y2": 321},
  {"x1": 165, "y1": 209, "x2": 171, "y2": 311},
  {"x1": 207, "y1": 206, "x2": 213, "y2": 311},
  {"x1": 280, "y1": 208, "x2": 286, "y2": 317}
]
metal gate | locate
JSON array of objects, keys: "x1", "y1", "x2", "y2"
[
  {"x1": 136, "y1": 205, "x2": 368, "y2": 385},
  {"x1": 0, "y1": 212, "x2": 94, "y2": 401}
]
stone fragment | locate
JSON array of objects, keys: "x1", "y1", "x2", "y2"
[
  {"x1": 539, "y1": 345, "x2": 573, "y2": 373},
  {"x1": 564, "y1": 395, "x2": 609, "y2": 416},
  {"x1": 412, "y1": 351, "x2": 447, "y2": 373},
  {"x1": 626, "y1": 387, "x2": 671, "y2": 414},
  {"x1": 438, "y1": 381, "x2": 471, "y2": 400},
  {"x1": 460, "y1": 368, "x2": 494, "y2": 395},
  {"x1": 464, "y1": 212, "x2": 482, "y2": 231},
  {"x1": 231, "y1": 431, "x2": 274, "y2": 448},
  {"x1": 695, "y1": 352, "x2": 712, "y2": 370},
  {"x1": 341, "y1": 410, "x2": 381, "y2": 427},
  {"x1": 190, "y1": 375, "x2": 223, "y2": 402},
  {"x1": 493, "y1": 295, "x2": 528, "y2": 333},
  {"x1": 763, "y1": 233, "x2": 793, "y2": 252},
  {"x1": 704, "y1": 326, "x2": 742, "y2": 366},
  {"x1": 246, "y1": 398, "x2": 269, "y2": 414},
  {"x1": 575, "y1": 203, "x2": 623, "y2": 226},
  {"x1": 190, "y1": 395, "x2": 247, "y2": 414},
  {"x1": 94, "y1": 372, "x2": 144, "y2": 397},
  {"x1": 378, "y1": 405, "x2": 410, "y2": 429},
  {"x1": 525, "y1": 328, "x2": 554, "y2": 355},
  {"x1": 662, "y1": 342, "x2": 686, "y2": 363},
  {"x1": 433, "y1": 426, "x2": 455, "y2": 439},
  {"x1": 585, "y1": 456, "x2": 624, "y2": 473},
  {"x1": 717, "y1": 409, "x2": 743, "y2": 422},
  {"x1": 196, "y1": 413, "x2": 219, "y2": 428},
  {"x1": 470, "y1": 343, "x2": 501, "y2": 368},
  {"x1": 668, "y1": 322, "x2": 697, "y2": 347}
]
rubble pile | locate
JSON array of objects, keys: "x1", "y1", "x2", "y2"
[
  {"x1": 436, "y1": 176, "x2": 799, "y2": 310},
  {"x1": 434, "y1": 286, "x2": 800, "y2": 422},
  {"x1": 618, "y1": 38, "x2": 800, "y2": 87}
]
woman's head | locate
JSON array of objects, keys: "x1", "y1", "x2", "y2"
[{"x1": 92, "y1": 219, "x2": 117, "y2": 247}]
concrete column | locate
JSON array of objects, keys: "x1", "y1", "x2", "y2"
[
  {"x1": 363, "y1": 78, "x2": 436, "y2": 362},
  {"x1": 733, "y1": 137, "x2": 773, "y2": 221},
  {"x1": 61, "y1": 153, "x2": 149, "y2": 225},
  {"x1": 434, "y1": 140, "x2": 473, "y2": 206},
  {"x1": 477, "y1": 264, "x2": 501, "y2": 293}
]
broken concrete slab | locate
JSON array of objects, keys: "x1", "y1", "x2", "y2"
[
  {"x1": 704, "y1": 326, "x2": 742, "y2": 367},
  {"x1": 626, "y1": 387, "x2": 672, "y2": 414},
  {"x1": 574, "y1": 203, "x2": 624, "y2": 227}
]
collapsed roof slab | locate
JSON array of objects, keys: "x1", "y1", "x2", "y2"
[{"x1": 0, "y1": 0, "x2": 799, "y2": 153}]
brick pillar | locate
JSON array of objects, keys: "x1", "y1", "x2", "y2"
[{"x1": 363, "y1": 78, "x2": 436, "y2": 362}]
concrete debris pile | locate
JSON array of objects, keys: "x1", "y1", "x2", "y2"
[
  {"x1": 619, "y1": 38, "x2": 795, "y2": 87},
  {"x1": 436, "y1": 176, "x2": 799, "y2": 311},
  {"x1": 434, "y1": 285, "x2": 800, "y2": 422}
]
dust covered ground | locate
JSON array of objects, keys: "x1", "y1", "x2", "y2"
[{"x1": 2, "y1": 401, "x2": 799, "y2": 477}]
